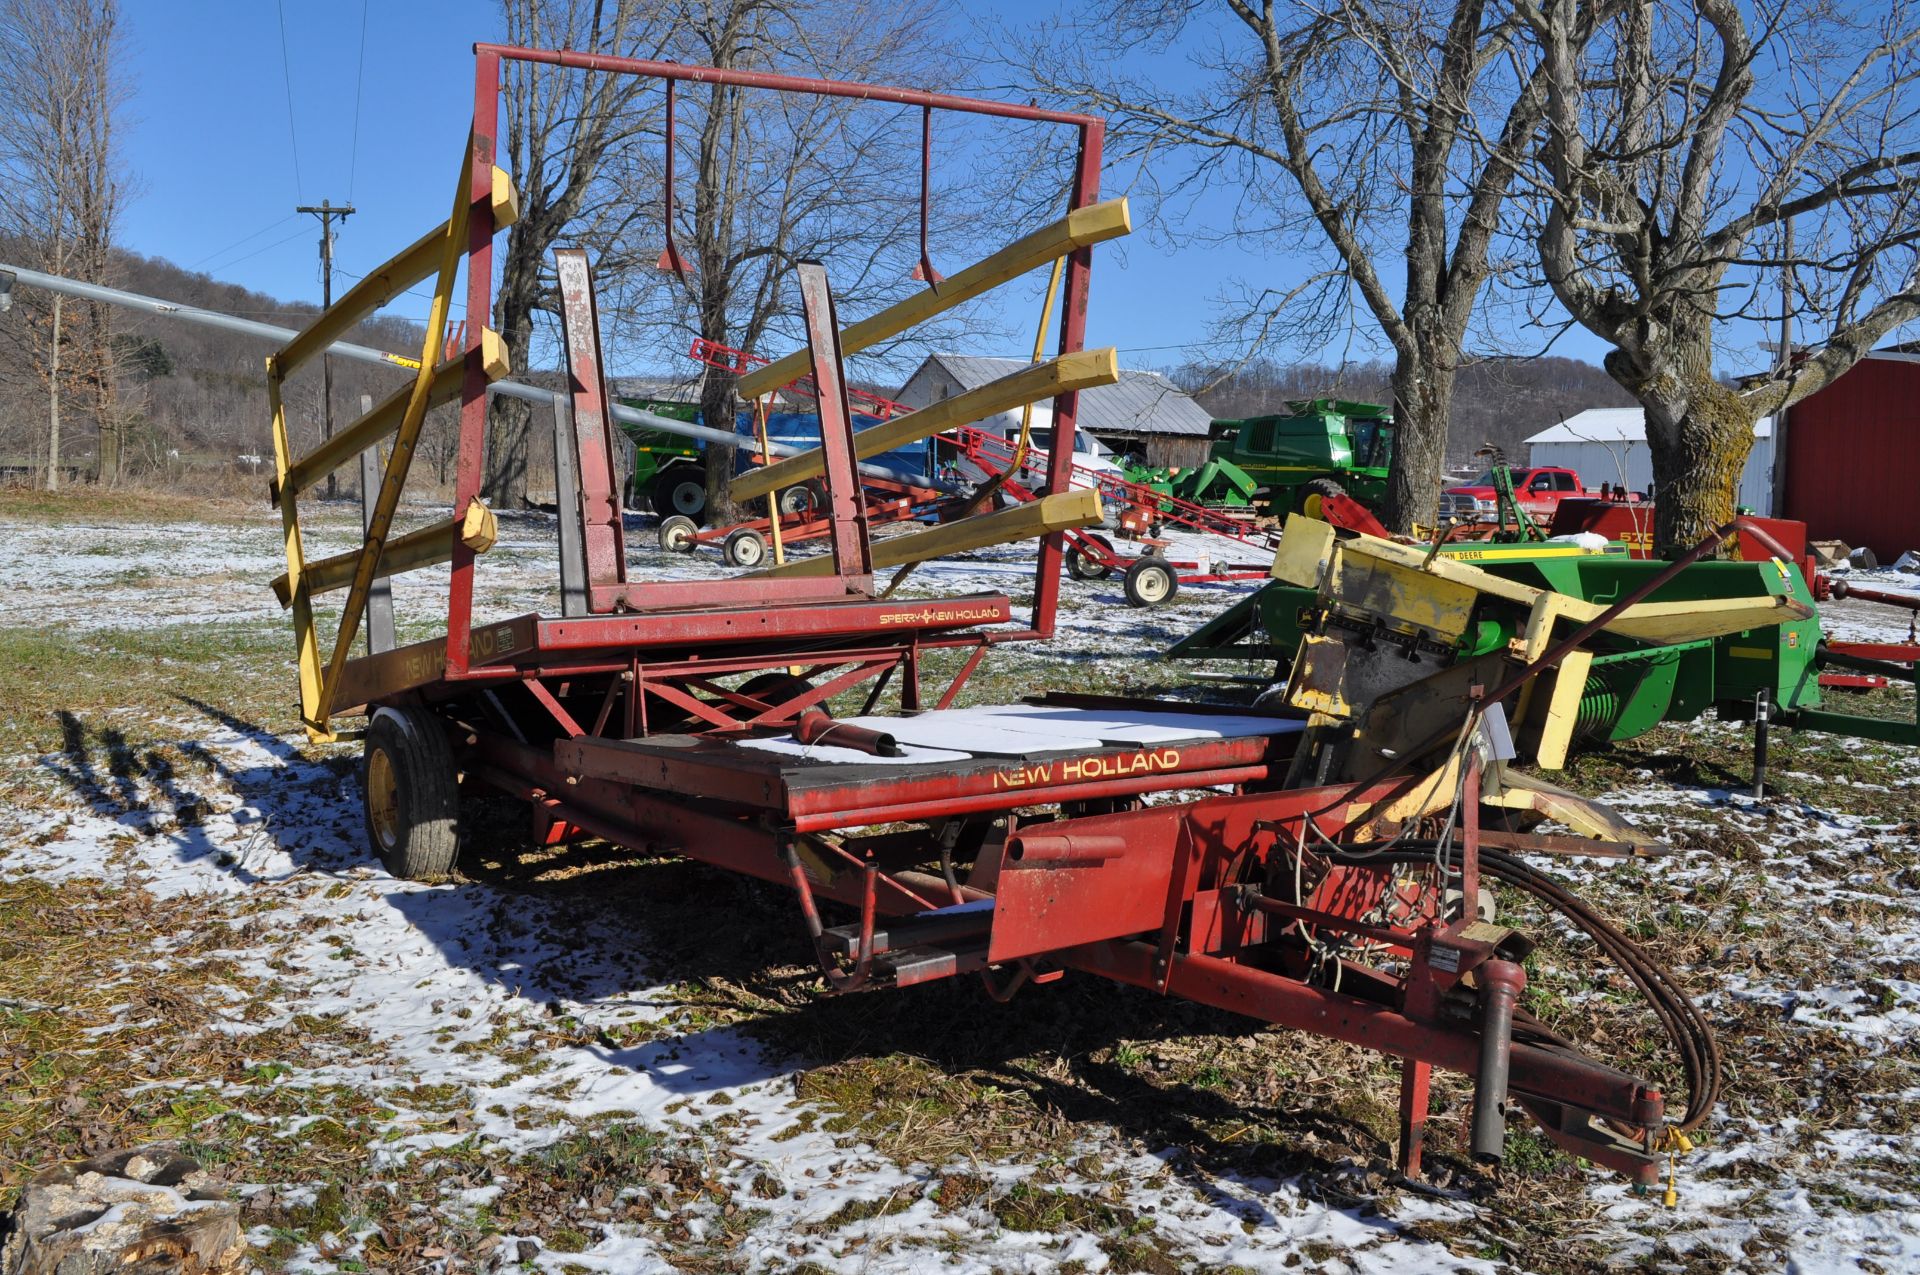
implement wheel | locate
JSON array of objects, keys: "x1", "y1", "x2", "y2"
[
  {"x1": 1123, "y1": 557, "x2": 1179, "y2": 608},
  {"x1": 362, "y1": 707, "x2": 460, "y2": 881},
  {"x1": 1301, "y1": 477, "x2": 1348, "y2": 520},
  {"x1": 1065, "y1": 533, "x2": 1114, "y2": 581},
  {"x1": 724, "y1": 527, "x2": 768, "y2": 568},
  {"x1": 653, "y1": 466, "x2": 707, "y2": 522},
  {"x1": 659, "y1": 515, "x2": 699, "y2": 553},
  {"x1": 777, "y1": 480, "x2": 827, "y2": 518}
]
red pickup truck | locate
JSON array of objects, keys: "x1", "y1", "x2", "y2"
[{"x1": 1439, "y1": 466, "x2": 1589, "y2": 523}]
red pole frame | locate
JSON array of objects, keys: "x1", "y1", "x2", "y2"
[{"x1": 449, "y1": 44, "x2": 1106, "y2": 665}]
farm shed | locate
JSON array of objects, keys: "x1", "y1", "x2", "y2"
[
  {"x1": 1775, "y1": 349, "x2": 1920, "y2": 560},
  {"x1": 895, "y1": 353, "x2": 1214, "y2": 468},
  {"x1": 1527, "y1": 407, "x2": 1776, "y2": 514}
]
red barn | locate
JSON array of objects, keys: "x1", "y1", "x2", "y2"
[{"x1": 1777, "y1": 349, "x2": 1920, "y2": 560}]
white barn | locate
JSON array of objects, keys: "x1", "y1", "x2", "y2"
[{"x1": 1526, "y1": 408, "x2": 1777, "y2": 515}]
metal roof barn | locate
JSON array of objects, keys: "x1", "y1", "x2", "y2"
[{"x1": 896, "y1": 353, "x2": 1214, "y2": 467}]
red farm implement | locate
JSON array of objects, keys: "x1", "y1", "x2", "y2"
[
  {"x1": 261, "y1": 45, "x2": 1721, "y2": 1191},
  {"x1": 684, "y1": 334, "x2": 1278, "y2": 603}
]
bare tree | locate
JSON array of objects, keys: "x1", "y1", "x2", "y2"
[
  {"x1": 486, "y1": 0, "x2": 671, "y2": 509},
  {"x1": 646, "y1": 0, "x2": 976, "y2": 525},
  {"x1": 1007, "y1": 0, "x2": 1604, "y2": 532},
  {"x1": 0, "y1": 0, "x2": 128, "y2": 488},
  {"x1": 1518, "y1": 0, "x2": 1920, "y2": 553}
]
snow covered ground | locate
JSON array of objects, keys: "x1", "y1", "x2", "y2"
[{"x1": 1, "y1": 497, "x2": 1917, "y2": 1273}]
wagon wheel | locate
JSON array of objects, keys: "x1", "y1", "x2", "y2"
[
  {"x1": 658, "y1": 515, "x2": 700, "y2": 553},
  {"x1": 1123, "y1": 557, "x2": 1179, "y2": 607},
  {"x1": 652, "y1": 466, "x2": 708, "y2": 521},
  {"x1": 1065, "y1": 533, "x2": 1114, "y2": 581},
  {"x1": 724, "y1": 527, "x2": 768, "y2": 568},
  {"x1": 362, "y1": 707, "x2": 461, "y2": 881},
  {"x1": 777, "y1": 479, "x2": 828, "y2": 518}
]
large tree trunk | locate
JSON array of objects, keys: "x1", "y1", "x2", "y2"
[
  {"x1": 700, "y1": 362, "x2": 741, "y2": 526},
  {"x1": 1604, "y1": 332, "x2": 1755, "y2": 557},
  {"x1": 1383, "y1": 349, "x2": 1455, "y2": 534}
]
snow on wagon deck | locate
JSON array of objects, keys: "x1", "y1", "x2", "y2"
[{"x1": 552, "y1": 699, "x2": 1308, "y2": 830}]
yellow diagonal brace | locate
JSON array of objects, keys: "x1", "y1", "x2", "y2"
[
  {"x1": 312, "y1": 143, "x2": 476, "y2": 731},
  {"x1": 271, "y1": 501, "x2": 497, "y2": 606},
  {"x1": 266, "y1": 368, "x2": 324, "y2": 731},
  {"x1": 748, "y1": 488, "x2": 1104, "y2": 577},
  {"x1": 736, "y1": 198, "x2": 1131, "y2": 402},
  {"x1": 275, "y1": 329, "x2": 509, "y2": 503},
  {"x1": 273, "y1": 166, "x2": 517, "y2": 380},
  {"x1": 730, "y1": 348, "x2": 1119, "y2": 504}
]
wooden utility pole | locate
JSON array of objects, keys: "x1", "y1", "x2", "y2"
[{"x1": 297, "y1": 199, "x2": 354, "y2": 498}]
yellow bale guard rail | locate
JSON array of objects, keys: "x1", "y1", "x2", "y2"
[
  {"x1": 731, "y1": 348, "x2": 1120, "y2": 504},
  {"x1": 270, "y1": 501, "x2": 499, "y2": 607},
  {"x1": 267, "y1": 140, "x2": 517, "y2": 740},
  {"x1": 734, "y1": 198, "x2": 1130, "y2": 403}
]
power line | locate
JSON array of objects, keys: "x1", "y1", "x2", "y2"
[
  {"x1": 188, "y1": 214, "x2": 300, "y2": 270},
  {"x1": 274, "y1": 0, "x2": 305, "y2": 199},
  {"x1": 347, "y1": 0, "x2": 369, "y2": 200},
  {"x1": 206, "y1": 226, "x2": 312, "y2": 276}
]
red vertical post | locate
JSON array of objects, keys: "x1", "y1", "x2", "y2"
[
  {"x1": 1397, "y1": 1058, "x2": 1432, "y2": 1178},
  {"x1": 795, "y1": 261, "x2": 874, "y2": 588},
  {"x1": 1030, "y1": 121, "x2": 1104, "y2": 638},
  {"x1": 448, "y1": 49, "x2": 501, "y2": 676},
  {"x1": 553, "y1": 249, "x2": 629, "y2": 599},
  {"x1": 1459, "y1": 750, "x2": 1481, "y2": 922}
]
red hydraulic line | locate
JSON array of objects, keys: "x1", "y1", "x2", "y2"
[{"x1": 475, "y1": 44, "x2": 1105, "y2": 127}]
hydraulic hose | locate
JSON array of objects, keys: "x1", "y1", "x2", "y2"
[{"x1": 1324, "y1": 841, "x2": 1721, "y2": 1132}]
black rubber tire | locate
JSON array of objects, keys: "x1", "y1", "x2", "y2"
[
  {"x1": 1123, "y1": 556, "x2": 1179, "y2": 608},
  {"x1": 724, "y1": 527, "x2": 768, "y2": 568},
  {"x1": 653, "y1": 466, "x2": 707, "y2": 522},
  {"x1": 362, "y1": 707, "x2": 461, "y2": 881},
  {"x1": 1065, "y1": 532, "x2": 1115, "y2": 580},
  {"x1": 777, "y1": 480, "x2": 827, "y2": 518},
  {"x1": 1301, "y1": 477, "x2": 1349, "y2": 521},
  {"x1": 658, "y1": 514, "x2": 700, "y2": 553}
]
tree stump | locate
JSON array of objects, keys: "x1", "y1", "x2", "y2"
[{"x1": 0, "y1": 1146, "x2": 241, "y2": 1275}]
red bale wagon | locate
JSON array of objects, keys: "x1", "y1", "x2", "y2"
[{"x1": 261, "y1": 45, "x2": 1717, "y2": 1190}]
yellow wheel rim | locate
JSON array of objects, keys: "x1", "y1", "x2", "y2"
[
  {"x1": 366, "y1": 747, "x2": 400, "y2": 851},
  {"x1": 1302, "y1": 493, "x2": 1324, "y2": 520}
]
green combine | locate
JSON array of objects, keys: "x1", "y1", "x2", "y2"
[{"x1": 1201, "y1": 399, "x2": 1394, "y2": 518}]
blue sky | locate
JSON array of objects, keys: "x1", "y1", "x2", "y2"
[{"x1": 113, "y1": 0, "x2": 1630, "y2": 379}]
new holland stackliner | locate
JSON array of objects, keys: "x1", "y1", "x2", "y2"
[{"x1": 263, "y1": 45, "x2": 1735, "y2": 1190}]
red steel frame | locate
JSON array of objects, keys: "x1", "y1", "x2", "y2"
[
  {"x1": 439, "y1": 44, "x2": 1106, "y2": 678},
  {"x1": 342, "y1": 46, "x2": 1684, "y2": 1192}
]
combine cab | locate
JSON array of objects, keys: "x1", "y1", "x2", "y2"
[{"x1": 1207, "y1": 399, "x2": 1394, "y2": 519}]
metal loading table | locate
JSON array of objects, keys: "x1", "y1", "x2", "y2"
[{"x1": 550, "y1": 698, "x2": 1310, "y2": 831}]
